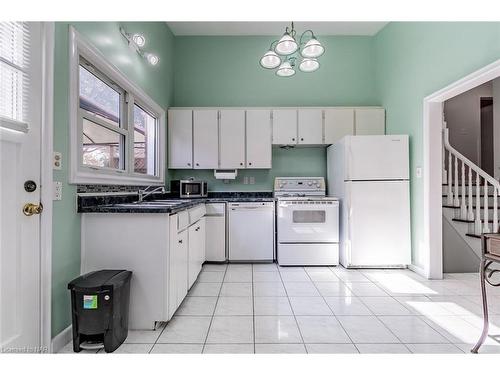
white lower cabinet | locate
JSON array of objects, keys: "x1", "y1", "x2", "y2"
[
  {"x1": 188, "y1": 217, "x2": 206, "y2": 289},
  {"x1": 168, "y1": 214, "x2": 189, "y2": 319},
  {"x1": 205, "y1": 203, "x2": 226, "y2": 262}
]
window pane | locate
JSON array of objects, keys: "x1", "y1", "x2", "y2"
[
  {"x1": 82, "y1": 118, "x2": 123, "y2": 169},
  {"x1": 0, "y1": 61, "x2": 24, "y2": 121},
  {"x1": 292, "y1": 210, "x2": 326, "y2": 223},
  {"x1": 79, "y1": 65, "x2": 120, "y2": 127},
  {"x1": 0, "y1": 22, "x2": 29, "y2": 68},
  {"x1": 133, "y1": 104, "x2": 157, "y2": 175}
]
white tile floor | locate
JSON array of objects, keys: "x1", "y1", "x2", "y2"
[{"x1": 59, "y1": 264, "x2": 500, "y2": 354}]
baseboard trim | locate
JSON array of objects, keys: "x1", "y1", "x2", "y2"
[
  {"x1": 408, "y1": 263, "x2": 430, "y2": 279},
  {"x1": 51, "y1": 325, "x2": 72, "y2": 353}
]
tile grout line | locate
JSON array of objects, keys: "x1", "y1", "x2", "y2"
[
  {"x1": 277, "y1": 266, "x2": 308, "y2": 354},
  {"x1": 148, "y1": 322, "x2": 169, "y2": 354},
  {"x1": 305, "y1": 267, "x2": 359, "y2": 353},
  {"x1": 201, "y1": 263, "x2": 228, "y2": 353}
]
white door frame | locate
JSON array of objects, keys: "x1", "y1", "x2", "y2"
[
  {"x1": 40, "y1": 22, "x2": 55, "y2": 352},
  {"x1": 423, "y1": 58, "x2": 500, "y2": 279}
]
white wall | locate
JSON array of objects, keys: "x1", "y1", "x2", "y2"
[
  {"x1": 444, "y1": 81, "x2": 492, "y2": 166},
  {"x1": 493, "y1": 78, "x2": 500, "y2": 179}
]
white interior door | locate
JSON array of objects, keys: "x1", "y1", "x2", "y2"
[{"x1": 0, "y1": 22, "x2": 43, "y2": 351}]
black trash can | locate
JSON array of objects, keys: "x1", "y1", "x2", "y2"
[{"x1": 68, "y1": 270, "x2": 132, "y2": 353}]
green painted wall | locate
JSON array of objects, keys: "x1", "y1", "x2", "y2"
[
  {"x1": 171, "y1": 35, "x2": 378, "y2": 190},
  {"x1": 374, "y1": 22, "x2": 500, "y2": 268},
  {"x1": 52, "y1": 22, "x2": 174, "y2": 337},
  {"x1": 171, "y1": 147, "x2": 327, "y2": 191}
]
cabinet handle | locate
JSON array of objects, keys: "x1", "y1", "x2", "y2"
[
  {"x1": 178, "y1": 239, "x2": 183, "y2": 244},
  {"x1": 240, "y1": 162, "x2": 243, "y2": 166},
  {"x1": 249, "y1": 162, "x2": 252, "y2": 166},
  {"x1": 196, "y1": 163, "x2": 199, "y2": 166},
  {"x1": 195, "y1": 226, "x2": 200, "y2": 231},
  {"x1": 187, "y1": 162, "x2": 191, "y2": 166},
  {"x1": 300, "y1": 138, "x2": 304, "y2": 141},
  {"x1": 292, "y1": 138, "x2": 295, "y2": 141}
]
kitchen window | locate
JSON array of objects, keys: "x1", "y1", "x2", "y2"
[{"x1": 69, "y1": 27, "x2": 165, "y2": 185}]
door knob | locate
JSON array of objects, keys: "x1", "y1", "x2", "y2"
[{"x1": 23, "y1": 202, "x2": 43, "y2": 216}]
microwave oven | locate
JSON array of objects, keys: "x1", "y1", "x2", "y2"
[{"x1": 170, "y1": 180, "x2": 208, "y2": 198}]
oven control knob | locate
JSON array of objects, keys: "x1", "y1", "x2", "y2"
[
  {"x1": 308, "y1": 181, "x2": 312, "y2": 186},
  {"x1": 316, "y1": 183, "x2": 320, "y2": 187}
]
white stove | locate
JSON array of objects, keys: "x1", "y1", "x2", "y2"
[{"x1": 274, "y1": 177, "x2": 339, "y2": 266}]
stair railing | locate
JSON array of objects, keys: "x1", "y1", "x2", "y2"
[{"x1": 443, "y1": 127, "x2": 499, "y2": 235}]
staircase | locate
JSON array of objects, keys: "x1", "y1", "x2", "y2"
[{"x1": 442, "y1": 126, "x2": 500, "y2": 262}]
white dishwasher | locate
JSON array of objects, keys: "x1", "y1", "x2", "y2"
[{"x1": 228, "y1": 201, "x2": 275, "y2": 262}]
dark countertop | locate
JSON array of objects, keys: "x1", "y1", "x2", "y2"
[{"x1": 78, "y1": 192, "x2": 275, "y2": 214}]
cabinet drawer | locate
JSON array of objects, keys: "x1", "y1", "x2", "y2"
[
  {"x1": 206, "y1": 203, "x2": 226, "y2": 216},
  {"x1": 177, "y1": 211, "x2": 189, "y2": 231},
  {"x1": 189, "y1": 204, "x2": 206, "y2": 224}
]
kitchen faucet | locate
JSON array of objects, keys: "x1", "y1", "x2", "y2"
[{"x1": 138, "y1": 185, "x2": 165, "y2": 202}]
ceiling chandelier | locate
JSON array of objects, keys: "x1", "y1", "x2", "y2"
[{"x1": 260, "y1": 22, "x2": 324, "y2": 77}]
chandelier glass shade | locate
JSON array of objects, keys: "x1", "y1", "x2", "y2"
[{"x1": 259, "y1": 22, "x2": 324, "y2": 77}]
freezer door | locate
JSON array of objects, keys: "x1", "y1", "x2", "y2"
[
  {"x1": 344, "y1": 180, "x2": 411, "y2": 267},
  {"x1": 345, "y1": 135, "x2": 409, "y2": 180}
]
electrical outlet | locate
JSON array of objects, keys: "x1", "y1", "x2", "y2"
[
  {"x1": 53, "y1": 152, "x2": 62, "y2": 170},
  {"x1": 53, "y1": 181, "x2": 62, "y2": 201},
  {"x1": 249, "y1": 176, "x2": 255, "y2": 185},
  {"x1": 416, "y1": 167, "x2": 422, "y2": 179}
]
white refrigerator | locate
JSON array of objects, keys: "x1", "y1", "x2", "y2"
[{"x1": 327, "y1": 135, "x2": 411, "y2": 268}]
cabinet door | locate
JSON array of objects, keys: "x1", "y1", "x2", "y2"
[
  {"x1": 355, "y1": 108, "x2": 385, "y2": 135},
  {"x1": 197, "y1": 217, "x2": 206, "y2": 272},
  {"x1": 193, "y1": 109, "x2": 219, "y2": 169},
  {"x1": 298, "y1": 109, "x2": 323, "y2": 145},
  {"x1": 177, "y1": 229, "x2": 189, "y2": 306},
  {"x1": 272, "y1": 109, "x2": 297, "y2": 145},
  {"x1": 219, "y1": 110, "x2": 246, "y2": 169},
  {"x1": 168, "y1": 109, "x2": 193, "y2": 169},
  {"x1": 187, "y1": 224, "x2": 198, "y2": 289},
  {"x1": 168, "y1": 215, "x2": 178, "y2": 319},
  {"x1": 246, "y1": 109, "x2": 272, "y2": 168},
  {"x1": 324, "y1": 108, "x2": 354, "y2": 144}
]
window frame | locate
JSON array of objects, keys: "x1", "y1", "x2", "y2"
[{"x1": 69, "y1": 26, "x2": 165, "y2": 186}]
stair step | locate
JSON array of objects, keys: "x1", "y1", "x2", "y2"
[
  {"x1": 453, "y1": 218, "x2": 497, "y2": 223},
  {"x1": 442, "y1": 194, "x2": 497, "y2": 198}
]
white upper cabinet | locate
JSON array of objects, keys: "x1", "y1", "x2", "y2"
[
  {"x1": 219, "y1": 109, "x2": 246, "y2": 169},
  {"x1": 324, "y1": 108, "x2": 355, "y2": 144},
  {"x1": 355, "y1": 108, "x2": 385, "y2": 135},
  {"x1": 298, "y1": 109, "x2": 323, "y2": 145},
  {"x1": 272, "y1": 109, "x2": 297, "y2": 145},
  {"x1": 246, "y1": 109, "x2": 272, "y2": 168},
  {"x1": 168, "y1": 109, "x2": 193, "y2": 169},
  {"x1": 193, "y1": 109, "x2": 219, "y2": 169}
]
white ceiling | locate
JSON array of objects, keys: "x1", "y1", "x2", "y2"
[{"x1": 166, "y1": 22, "x2": 388, "y2": 36}]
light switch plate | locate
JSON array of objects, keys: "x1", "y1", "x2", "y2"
[
  {"x1": 53, "y1": 152, "x2": 62, "y2": 170},
  {"x1": 53, "y1": 181, "x2": 62, "y2": 201},
  {"x1": 243, "y1": 176, "x2": 249, "y2": 184},
  {"x1": 249, "y1": 176, "x2": 255, "y2": 185}
]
